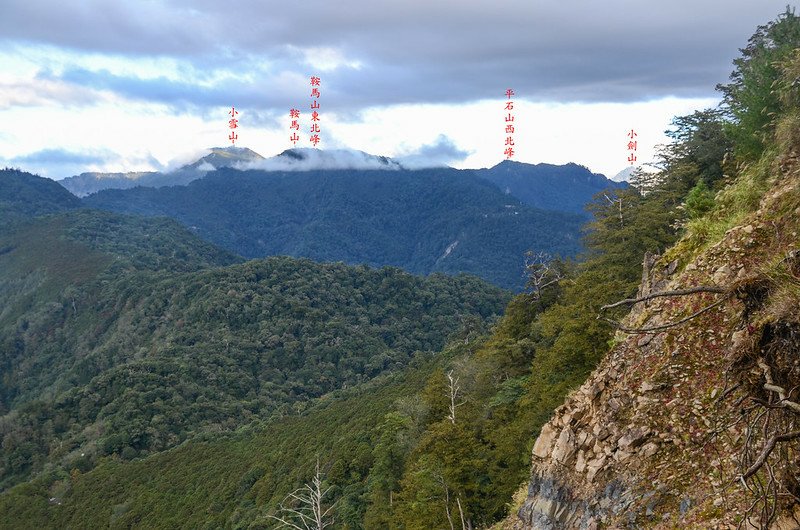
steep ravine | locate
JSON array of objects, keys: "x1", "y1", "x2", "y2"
[{"x1": 511, "y1": 163, "x2": 800, "y2": 528}]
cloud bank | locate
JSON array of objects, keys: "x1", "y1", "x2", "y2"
[
  {"x1": 1, "y1": 1, "x2": 791, "y2": 112},
  {"x1": 244, "y1": 148, "x2": 403, "y2": 171}
]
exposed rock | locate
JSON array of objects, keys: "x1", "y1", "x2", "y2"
[
  {"x1": 585, "y1": 455, "x2": 607, "y2": 482},
  {"x1": 532, "y1": 424, "x2": 558, "y2": 459},
  {"x1": 552, "y1": 427, "x2": 577, "y2": 464},
  {"x1": 639, "y1": 442, "x2": 660, "y2": 458},
  {"x1": 772, "y1": 505, "x2": 800, "y2": 530},
  {"x1": 575, "y1": 450, "x2": 587, "y2": 474},
  {"x1": 617, "y1": 426, "x2": 649, "y2": 450},
  {"x1": 712, "y1": 264, "x2": 731, "y2": 283},
  {"x1": 679, "y1": 497, "x2": 692, "y2": 516},
  {"x1": 639, "y1": 381, "x2": 657, "y2": 393},
  {"x1": 512, "y1": 166, "x2": 800, "y2": 529},
  {"x1": 666, "y1": 259, "x2": 679, "y2": 276}
]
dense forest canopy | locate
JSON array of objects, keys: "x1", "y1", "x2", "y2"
[
  {"x1": 2, "y1": 8, "x2": 800, "y2": 529},
  {"x1": 83, "y1": 166, "x2": 588, "y2": 290}
]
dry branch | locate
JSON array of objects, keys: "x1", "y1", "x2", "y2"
[
  {"x1": 741, "y1": 430, "x2": 800, "y2": 481},
  {"x1": 600, "y1": 285, "x2": 727, "y2": 310},
  {"x1": 757, "y1": 359, "x2": 800, "y2": 414},
  {"x1": 602, "y1": 298, "x2": 727, "y2": 334}
]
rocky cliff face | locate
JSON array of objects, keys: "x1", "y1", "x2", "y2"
[{"x1": 514, "y1": 163, "x2": 800, "y2": 529}]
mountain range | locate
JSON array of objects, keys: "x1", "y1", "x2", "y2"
[
  {"x1": 59, "y1": 147, "x2": 623, "y2": 214},
  {"x1": 0, "y1": 170, "x2": 510, "y2": 505},
  {"x1": 62, "y1": 147, "x2": 622, "y2": 290},
  {"x1": 57, "y1": 147, "x2": 267, "y2": 197},
  {"x1": 3, "y1": 17, "x2": 799, "y2": 528},
  {"x1": 58, "y1": 147, "x2": 402, "y2": 197}
]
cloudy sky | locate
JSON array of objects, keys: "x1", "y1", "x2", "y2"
[{"x1": 0, "y1": 1, "x2": 793, "y2": 179}]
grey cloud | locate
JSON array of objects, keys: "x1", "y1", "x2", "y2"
[
  {"x1": 11, "y1": 147, "x2": 117, "y2": 166},
  {"x1": 4, "y1": 147, "x2": 157, "y2": 180},
  {"x1": 244, "y1": 148, "x2": 402, "y2": 171},
  {"x1": 41, "y1": 68, "x2": 289, "y2": 112},
  {"x1": 397, "y1": 135, "x2": 470, "y2": 169},
  {"x1": 35, "y1": 66, "x2": 320, "y2": 125},
  {"x1": 1, "y1": 0, "x2": 793, "y2": 108},
  {"x1": 0, "y1": 1, "x2": 217, "y2": 56}
]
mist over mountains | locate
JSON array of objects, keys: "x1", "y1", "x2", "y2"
[
  {"x1": 59, "y1": 147, "x2": 405, "y2": 197},
  {"x1": 58, "y1": 146, "x2": 622, "y2": 207},
  {"x1": 43, "y1": 147, "x2": 625, "y2": 290},
  {"x1": 58, "y1": 147, "x2": 266, "y2": 197}
]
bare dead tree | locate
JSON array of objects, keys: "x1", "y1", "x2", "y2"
[
  {"x1": 434, "y1": 471, "x2": 472, "y2": 530},
  {"x1": 599, "y1": 284, "x2": 731, "y2": 334},
  {"x1": 603, "y1": 193, "x2": 624, "y2": 229},
  {"x1": 524, "y1": 251, "x2": 563, "y2": 301},
  {"x1": 269, "y1": 459, "x2": 336, "y2": 530},
  {"x1": 601, "y1": 297, "x2": 728, "y2": 334},
  {"x1": 445, "y1": 370, "x2": 466, "y2": 425},
  {"x1": 436, "y1": 472, "x2": 455, "y2": 530},
  {"x1": 455, "y1": 495, "x2": 473, "y2": 530}
]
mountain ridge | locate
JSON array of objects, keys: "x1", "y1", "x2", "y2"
[
  {"x1": 82, "y1": 165, "x2": 590, "y2": 289},
  {"x1": 57, "y1": 146, "x2": 621, "y2": 214}
]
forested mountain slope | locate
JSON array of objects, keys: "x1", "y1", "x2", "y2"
[
  {"x1": 0, "y1": 197, "x2": 509, "y2": 498},
  {"x1": 475, "y1": 160, "x2": 624, "y2": 215},
  {"x1": 0, "y1": 168, "x2": 81, "y2": 223},
  {"x1": 83, "y1": 166, "x2": 586, "y2": 290},
  {"x1": 506, "y1": 11, "x2": 800, "y2": 529},
  {"x1": 5, "y1": 10, "x2": 798, "y2": 530}
]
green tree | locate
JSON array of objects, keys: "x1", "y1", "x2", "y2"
[
  {"x1": 661, "y1": 109, "x2": 734, "y2": 189},
  {"x1": 718, "y1": 7, "x2": 800, "y2": 160},
  {"x1": 363, "y1": 412, "x2": 415, "y2": 528},
  {"x1": 685, "y1": 180, "x2": 716, "y2": 219}
]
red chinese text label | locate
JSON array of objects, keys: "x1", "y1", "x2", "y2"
[
  {"x1": 228, "y1": 106, "x2": 239, "y2": 145},
  {"x1": 627, "y1": 129, "x2": 637, "y2": 165},
  {"x1": 504, "y1": 89, "x2": 515, "y2": 159},
  {"x1": 310, "y1": 76, "x2": 321, "y2": 147}
]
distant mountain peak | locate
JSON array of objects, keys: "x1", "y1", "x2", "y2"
[
  {"x1": 266, "y1": 148, "x2": 403, "y2": 170},
  {"x1": 181, "y1": 146, "x2": 266, "y2": 171},
  {"x1": 492, "y1": 159, "x2": 589, "y2": 172},
  {"x1": 611, "y1": 166, "x2": 636, "y2": 182},
  {"x1": 475, "y1": 160, "x2": 623, "y2": 215}
]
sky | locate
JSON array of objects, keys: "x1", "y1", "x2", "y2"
[{"x1": 0, "y1": 1, "x2": 794, "y2": 180}]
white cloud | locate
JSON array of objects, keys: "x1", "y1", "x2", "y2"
[
  {"x1": 0, "y1": 0, "x2": 771, "y2": 180},
  {"x1": 297, "y1": 46, "x2": 363, "y2": 73},
  {"x1": 244, "y1": 148, "x2": 401, "y2": 171},
  {"x1": 0, "y1": 90, "x2": 719, "y2": 180}
]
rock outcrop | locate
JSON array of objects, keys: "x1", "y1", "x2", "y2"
[{"x1": 515, "y1": 164, "x2": 800, "y2": 528}]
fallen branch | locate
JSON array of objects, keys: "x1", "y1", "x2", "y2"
[
  {"x1": 600, "y1": 285, "x2": 727, "y2": 310},
  {"x1": 602, "y1": 298, "x2": 727, "y2": 334},
  {"x1": 741, "y1": 430, "x2": 800, "y2": 481},
  {"x1": 717, "y1": 382, "x2": 742, "y2": 404},
  {"x1": 757, "y1": 360, "x2": 800, "y2": 414}
]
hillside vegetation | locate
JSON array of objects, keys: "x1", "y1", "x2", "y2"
[
  {"x1": 510, "y1": 9, "x2": 800, "y2": 529},
  {"x1": 0, "y1": 168, "x2": 81, "y2": 224},
  {"x1": 83, "y1": 166, "x2": 587, "y2": 290},
  {"x1": 0, "y1": 139, "x2": 677, "y2": 529},
  {"x1": 0, "y1": 205, "x2": 509, "y2": 498},
  {"x1": 3, "y1": 10, "x2": 799, "y2": 530}
]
